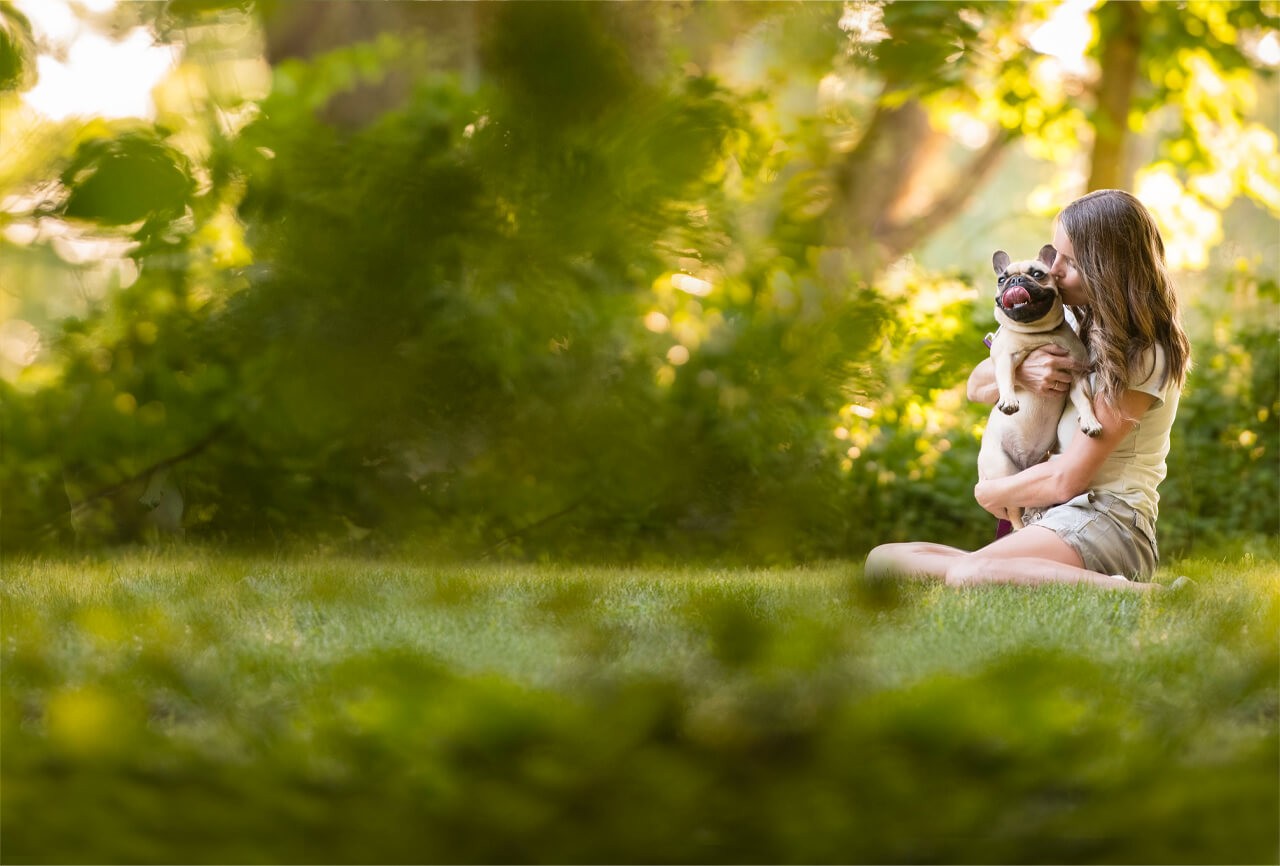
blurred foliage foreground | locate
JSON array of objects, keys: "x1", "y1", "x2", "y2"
[
  {"x1": 0, "y1": 550, "x2": 1274, "y2": 859},
  {"x1": 1, "y1": 3, "x2": 1277, "y2": 561},
  {"x1": 2, "y1": 554, "x2": 1277, "y2": 863}
]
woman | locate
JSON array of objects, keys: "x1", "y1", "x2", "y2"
[{"x1": 864, "y1": 189, "x2": 1191, "y2": 590}]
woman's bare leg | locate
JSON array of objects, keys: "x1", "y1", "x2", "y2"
[
  {"x1": 947, "y1": 527, "x2": 1156, "y2": 591},
  {"x1": 946, "y1": 556, "x2": 1156, "y2": 590},
  {"x1": 863, "y1": 541, "x2": 968, "y2": 583},
  {"x1": 865, "y1": 527, "x2": 1158, "y2": 592}
]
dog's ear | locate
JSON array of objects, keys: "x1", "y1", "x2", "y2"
[
  {"x1": 992, "y1": 251, "x2": 1011, "y2": 275},
  {"x1": 1037, "y1": 244, "x2": 1057, "y2": 268}
]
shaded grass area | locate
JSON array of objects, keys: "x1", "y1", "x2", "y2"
[{"x1": 3, "y1": 548, "x2": 1277, "y2": 864}]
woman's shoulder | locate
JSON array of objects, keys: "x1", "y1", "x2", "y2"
[{"x1": 1128, "y1": 343, "x2": 1169, "y2": 398}]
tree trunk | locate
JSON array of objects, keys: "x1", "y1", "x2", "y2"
[
  {"x1": 877, "y1": 127, "x2": 1013, "y2": 260},
  {"x1": 830, "y1": 98, "x2": 933, "y2": 275},
  {"x1": 1088, "y1": 1, "x2": 1145, "y2": 192}
]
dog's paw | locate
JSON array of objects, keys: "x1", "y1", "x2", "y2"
[
  {"x1": 997, "y1": 398, "x2": 1020, "y2": 415},
  {"x1": 1080, "y1": 419, "x2": 1103, "y2": 438}
]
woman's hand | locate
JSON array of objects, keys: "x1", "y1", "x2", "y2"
[
  {"x1": 974, "y1": 478, "x2": 1010, "y2": 520},
  {"x1": 968, "y1": 347, "x2": 1087, "y2": 404},
  {"x1": 1016, "y1": 346, "x2": 1086, "y2": 396}
]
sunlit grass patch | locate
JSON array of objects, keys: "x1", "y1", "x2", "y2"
[{"x1": 2, "y1": 550, "x2": 1276, "y2": 863}]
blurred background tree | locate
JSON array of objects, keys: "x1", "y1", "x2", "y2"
[{"x1": 1, "y1": 0, "x2": 1276, "y2": 559}]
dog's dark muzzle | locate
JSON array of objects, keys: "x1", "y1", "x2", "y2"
[{"x1": 997, "y1": 279, "x2": 1057, "y2": 322}]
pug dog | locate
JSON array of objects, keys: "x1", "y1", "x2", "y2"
[{"x1": 978, "y1": 244, "x2": 1102, "y2": 530}]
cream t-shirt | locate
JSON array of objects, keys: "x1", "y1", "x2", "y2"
[{"x1": 1054, "y1": 342, "x2": 1177, "y2": 523}]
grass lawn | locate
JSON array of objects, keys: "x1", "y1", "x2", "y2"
[{"x1": 3, "y1": 545, "x2": 1277, "y2": 864}]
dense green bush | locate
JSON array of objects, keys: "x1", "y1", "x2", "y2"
[
  {"x1": 1162, "y1": 271, "x2": 1280, "y2": 552},
  {"x1": 2, "y1": 11, "x2": 892, "y2": 560}
]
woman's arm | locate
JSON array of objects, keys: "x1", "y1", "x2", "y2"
[
  {"x1": 973, "y1": 388, "x2": 1156, "y2": 516},
  {"x1": 967, "y1": 358, "x2": 999, "y2": 404},
  {"x1": 967, "y1": 346, "x2": 1088, "y2": 405}
]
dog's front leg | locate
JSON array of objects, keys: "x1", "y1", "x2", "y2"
[
  {"x1": 1069, "y1": 378, "x2": 1103, "y2": 437},
  {"x1": 993, "y1": 350, "x2": 1020, "y2": 415}
]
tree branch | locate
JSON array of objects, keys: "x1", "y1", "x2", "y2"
[
  {"x1": 26, "y1": 425, "x2": 229, "y2": 542},
  {"x1": 479, "y1": 497, "x2": 587, "y2": 559},
  {"x1": 61, "y1": 424, "x2": 230, "y2": 515},
  {"x1": 876, "y1": 127, "x2": 1014, "y2": 259},
  {"x1": 833, "y1": 97, "x2": 933, "y2": 249}
]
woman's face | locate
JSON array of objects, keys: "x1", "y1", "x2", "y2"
[{"x1": 1050, "y1": 224, "x2": 1088, "y2": 306}]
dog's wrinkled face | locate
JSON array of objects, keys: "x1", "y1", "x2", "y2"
[{"x1": 991, "y1": 244, "x2": 1059, "y2": 325}]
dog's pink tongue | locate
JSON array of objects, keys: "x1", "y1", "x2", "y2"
[{"x1": 1003, "y1": 286, "x2": 1031, "y2": 307}]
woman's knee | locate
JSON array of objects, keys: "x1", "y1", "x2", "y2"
[
  {"x1": 863, "y1": 544, "x2": 892, "y2": 579},
  {"x1": 864, "y1": 542, "x2": 956, "y2": 581},
  {"x1": 863, "y1": 543, "x2": 913, "y2": 580}
]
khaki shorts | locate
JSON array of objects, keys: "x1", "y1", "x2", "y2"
[{"x1": 1024, "y1": 491, "x2": 1159, "y2": 581}]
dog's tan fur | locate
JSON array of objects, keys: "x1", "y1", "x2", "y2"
[{"x1": 978, "y1": 244, "x2": 1101, "y2": 529}]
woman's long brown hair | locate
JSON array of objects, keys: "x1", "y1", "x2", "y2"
[{"x1": 1058, "y1": 189, "x2": 1192, "y2": 415}]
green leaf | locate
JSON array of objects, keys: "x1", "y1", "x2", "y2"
[
  {"x1": 0, "y1": 2, "x2": 37, "y2": 94},
  {"x1": 59, "y1": 133, "x2": 194, "y2": 228}
]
